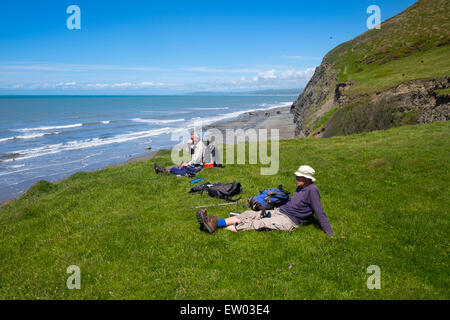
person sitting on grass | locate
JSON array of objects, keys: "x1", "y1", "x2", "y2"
[
  {"x1": 154, "y1": 132, "x2": 206, "y2": 177},
  {"x1": 196, "y1": 165, "x2": 334, "y2": 236}
]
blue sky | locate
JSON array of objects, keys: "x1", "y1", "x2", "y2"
[{"x1": 0, "y1": 0, "x2": 417, "y2": 94}]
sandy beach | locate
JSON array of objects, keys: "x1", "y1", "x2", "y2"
[
  {"x1": 205, "y1": 105, "x2": 296, "y2": 140},
  {"x1": 120, "y1": 105, "x2": 296, "y2": 166}
]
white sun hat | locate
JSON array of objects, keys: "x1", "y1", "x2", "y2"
[{"x1": 294, "y1": 165, "x2": 316, "y2": 182}]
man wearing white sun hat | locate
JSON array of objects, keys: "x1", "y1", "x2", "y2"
[{"x1": 197, "y1": 165, "x2": 334, "y2": 236}]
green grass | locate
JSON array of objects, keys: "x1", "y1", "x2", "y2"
[
  {"x1": 312, "y1": 107, "x2": 338, "y2": 133},
  {"x1": 0, "y1": 122, "x2": 449, "y2": 299},
  {"x1": 323, "y1": 100, "x2": 420, "y2": 138},
  {"x1": 340, "y1": 45, "x2": 450, "y2": 97},
  {"x1": 435, "y1": 88, "x2": 450, "y2": 95},
  {"x1": 325, "y1": 0, "x2": 450, "y2": 97}
]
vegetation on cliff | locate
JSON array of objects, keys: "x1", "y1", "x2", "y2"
[{"x1": 292, "y1": 0, "x2": 450, "y2": 138}]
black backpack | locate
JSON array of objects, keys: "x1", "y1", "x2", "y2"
[{"x1": 189, "y1": 181, "x2": 242, "y2": 201}]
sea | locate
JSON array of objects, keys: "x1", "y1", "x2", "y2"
[{"x1": 0, "y1": 95, "x2": 296, "y2": 203}]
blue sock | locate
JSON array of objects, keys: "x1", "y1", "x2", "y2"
[{"x1": 217, "y1": 219, "x2": 227, "y2": 228}]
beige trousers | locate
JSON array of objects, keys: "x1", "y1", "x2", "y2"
[{"x1": 234, "y1": 208, "x2": 298, "y2": 232}]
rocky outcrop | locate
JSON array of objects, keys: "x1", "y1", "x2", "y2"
[
  {"x1": 290, "y1": 62, "x2": 339, "y2": 137},
  {"x1": 321, "y1": 77, "x2": 450, "y2": 138},
  {"x1": 292, "y1": 73, "x2": 449, "y2": 138}
]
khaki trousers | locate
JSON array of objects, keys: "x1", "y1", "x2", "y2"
[{"x1": 234, "y1": 208, "x2": 298, "y2": 232}]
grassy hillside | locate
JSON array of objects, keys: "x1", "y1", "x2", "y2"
[
  {"x1": 326, "y1": 0, "x2": 450, "y2": 97},
  {"x1": 0, "y1": 122, "x2": 449, "y2": 299},
  {"x1": 296, "y1": 0, "x2": 449, "y2": 138}
]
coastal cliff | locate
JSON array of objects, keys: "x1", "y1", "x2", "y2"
[{"x1": 291, "y1": 0, "x2": 450, "y2": 137}]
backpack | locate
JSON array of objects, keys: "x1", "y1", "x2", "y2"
[
  {"x1": 189, "y1": 181, "x2": 242, "y2": 201},
  {"x1": 248, "y1": 185, "x2": 290, "y2": 211}
]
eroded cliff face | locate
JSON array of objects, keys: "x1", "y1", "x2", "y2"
[
  {"x1": 322, "y1": 77, "x2": 450, "y2": 138},
  {"x1": 291, "y1": 69, "x2": 450, "y2": 138},
  {"x1": 339, "y1": 77, "x2": 450, "y2": 124},
  {"x1": 290, "y1": 62, "x2": 339, "y2": 137}
]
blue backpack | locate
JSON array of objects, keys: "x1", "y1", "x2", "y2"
[{"x1": 248, "y1": 185, "x2": 290, "y2": 211}]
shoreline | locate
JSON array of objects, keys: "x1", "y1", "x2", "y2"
[
  {"x1": 0, "y1": 105, "x2": 296, "y2": 206},
  {"x1": 114, "y1": 105, "x2": 295, "y2": 166},
  {"x1": 108, "y1": 105, "x2": 295, "y2": 168},
  {"x1": 205, "y1": 105, "x2": 295, "y2": 140}
]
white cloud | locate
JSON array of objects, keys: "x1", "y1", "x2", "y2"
[
  {"x1": 111, "y1": 82, "x2": 133, "y2": 88},
  {"x1": 257, "y1": 69, "x2": 277, "y2": 79},
  {"x1": 184, "y1": 67, "x2": 316, "y2": 92},
  {"x1": 279, "y1": 68, "x2": 316, "y2": 79},
  {"x1": 55, "y1": 81, "x2": 77, "y2": 87},
  {"x1": 230, "y1": 67, "x2": 315, "y2": 86},
  {"x1": 137, "y1": 81, "x2": 167, "y2": 87},
  {"x1": 29, "y1": 82, "x2": 51, "y2": 89},
  {"x1": 87, "y1": 81, "x2": 174, "y2": 89},
  {"x1": 86, "y1": 83, "x2": 109, "y2": 88},
  {"x1": 2, "y1": 63, "x2": 316, "y2": 92}
]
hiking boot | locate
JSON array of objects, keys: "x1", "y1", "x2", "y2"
[
  {"x1": 196, "y1": 208, "x2": 218, "y2": 234},
  {"x1": 154, "y1": 163, "x2": 165, "y2": 174},
  {"x1": 196, "y1": 208, "x2": 206, "y2": 226}
]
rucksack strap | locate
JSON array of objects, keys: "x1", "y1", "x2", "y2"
[
  {"x1": 225, "y1": 196, "x2": 241, "y2": 202},
  {"x1": 264, "y1": 191, "x2": 288, "y2": 205}
]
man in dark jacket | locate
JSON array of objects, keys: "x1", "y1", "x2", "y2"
[{"x1": 196, "y1": 165, "x2": 334, "y2": 236}]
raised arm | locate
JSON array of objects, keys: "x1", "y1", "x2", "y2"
[{"x1": 309, "y1": 188, "x2": 334, "y2": 236}]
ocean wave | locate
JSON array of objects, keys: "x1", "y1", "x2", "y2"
[
  {"x1": 131, "y1": 118, "x2": 185, "y2": 124},
  {"x1": 2, "y1": 127, "x2": 172, "y2": 162},
  {"x1": 11, "y1": 120, "x2": 112, "y2": 133},
  {"x1": 12, "y1": 123, "x2": 83, "y2": 132},
  {"x1": 188, "y1": 107, "x2": 229, "y2": 110},
  {"x1": 139, "y1": 110, "x2": 191, "y2": 114},
  {"x1": 83, "y1": 120, "x2": 112, "y2": 126},
  {"x1": 0, "y1": 132, "x2": 61, "y2": 143},
  {"x1": 14, "y1": 133, "x2": 46, "y2": 139},
  {"x1": 0, "y1": 156, "x2": 102, "y2": 177},
  {"x1": 8, "y1": 164, "x2": 25, "y2": 169}
]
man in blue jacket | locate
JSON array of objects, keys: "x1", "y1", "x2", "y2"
[{"x1": 196, "y1": 165, "x2": 334, "y2": 236}]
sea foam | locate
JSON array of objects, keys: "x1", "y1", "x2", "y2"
[
  {"x1": 131, "y1": 118, "x2": 185, "y2": 124},
  {"x1": 11, "y1": 120, "x2": 112, "y2": 132},
  {"x1": 4, "y1": 127, "x2": 172, "y2": 162},
  {"x1": 0, "y1": 132, "x2": 61, "y2": 143}
]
